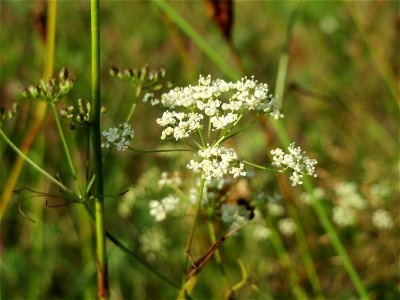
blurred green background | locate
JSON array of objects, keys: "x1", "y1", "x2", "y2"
[{"x1": 0, "y1": 1, "x2": 399, "y2": 299}]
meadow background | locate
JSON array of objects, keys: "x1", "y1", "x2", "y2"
[{"x1": 0, "y1": 1, "x2": 399, "y2": 299}]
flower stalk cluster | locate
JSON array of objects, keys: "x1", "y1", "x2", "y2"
[
  {"x1": 0, "y1": 103, "x2": 19, "y2": 127},
  {"x1": 110, "y1": 65, "x2": 167, "y2": 92},
  {"x1": 22, "y1": 68, "x2": 75, "y2": 103},
  {"x1": 153, "y1": 75, "x2": 282, "y2": 181},
  {"x1": 60, "y1": 98, "x2": 107, "y2": 129}
]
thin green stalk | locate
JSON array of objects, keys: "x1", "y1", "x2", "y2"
[
  {"x1": 90, "y1": 0, "x2": 108, "y2": 299},
  {"x1": 152, "y1": 0, "x2": 240, "y2": 80},
  {"x1": 264, "y1": 213, "x2": 308, "y2": 299},
  {"x1": 242, "y1": 160, "x2": 274, "y2": 171},
  {"x1": 51, "y1": 104, "x2": 80, "y2": 191},
  {"x1": 213, "y1": 113, "x2": 244, "y2": 146},
  {"x1": 286, "y1": 204, "x2": 324, "y2": 299},
  {"x1": 128, "y1": 147, "x2": 193, "y2": 153},
  {"x1": 272, "y1": 6, "x2": 368, "y2": 298},
  {"x1": 0, "y1": 129, "x2": 68, "y2": 192},
  {"x1": 207, "y1": 221, "x2": 230, "y2": 288},
  {"x1": 303, "y1": 180, "x2": 369, "y2": 299},
  {"x1": 82, "y1": 203, "x2": 180, "y2": 290},
  {"x1": 125, "y1": 85, "x2": 142, "y2": 123},
  {"x1": 185, "y1": 178, "x2": 205, "y2": 258}
]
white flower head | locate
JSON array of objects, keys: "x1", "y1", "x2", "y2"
[
  {"x1": 332, "y1": 206, "x2": 356, "y2": 227},
  {"x1": 101, "y1": 122, "x2": 134, "y2": 151},
  {"x1": 149, "y1": 200, "x2": 166, "y2": 222},
  {"x1": 278, "y1": 218, "x2": 297, "y2": 237},
  {"x1": 334, "y1": 182, "x2": 366, "y2": 210},
  {"x1": 187, "y1": 145, "x2": 246, "y2": 180},
  {"x1": 372, "y1": 209, "x2": 394, "y2": 230},
  {"x1": 271, "y1": 142, "x2": 317, "y2": 186},
  {"x1": 155, "y1": 75, "x2": 281, "y2": 141}
]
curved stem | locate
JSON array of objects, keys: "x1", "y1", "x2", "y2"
[
  {"x1": 0, "y1": 129, "x2": 69, "y2": 192},
  {"x1": 185, "y1": 178, "x2": 205, "y2": 258},
  {"x1": 82, "y1": 203, "x2": 180, "y2": 290}
]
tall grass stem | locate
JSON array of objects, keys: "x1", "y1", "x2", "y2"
[{"x1": 90, "y1": 0, "x2": 108, "y2": 298}]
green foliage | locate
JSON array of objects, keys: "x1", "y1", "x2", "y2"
[{"x1": 1, "y1": 2, "x2": 398, "y2": 300}]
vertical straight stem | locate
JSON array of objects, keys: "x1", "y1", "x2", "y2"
[{"x1": 90, "y1": 0, "x2": 108, "y2": 299}]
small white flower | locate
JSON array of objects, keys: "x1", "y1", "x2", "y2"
[
  {"x1": 300, "y1": 187, "x2": 325, "y2": 205},
  {"x1": 187, "y1": 145, "x2": 246, "y2": 180},
  {"x1": 267, "y1": 203, "x2": 285, "y2": 217},
  {"x1": 149, "y1": 200, "x2": 166, "y2": 222},
  {"x1": 271, "y1": 143, "x2": 317, "y2": 186},
  {"x1": 161, "y1": 195, "x2": 180, "y2": 212},
  {"x1": 158, "y1": 172, "x2": 182, "y2": 188},
  {"x1": 372, "y1": 209, "x2": 394, "y2": 230},
  {"x1": 332, "y1": 206, "x2": 355, "y2": 227},
  {"x1": 221, "y1": 203, "x2": 250, "y2": 230},
  {"x1": 278, "y1": 218, "x2": 297, "y2": 237},
  {"x1": 101, "y1": 123, "x2": 134, "y2": 151},
  {"x1": 334, "y1": 182, "x2": 366, "y2": 210},
  {"x1": 253, "y1": 225, "x2": 271, "y2": 241}
]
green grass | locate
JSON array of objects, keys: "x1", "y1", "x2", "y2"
[{"x1": 1, "y1": 1, "x2": 399, "y2": 299}]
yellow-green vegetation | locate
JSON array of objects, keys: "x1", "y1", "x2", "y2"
[{"x1": 0, "y1": 2, "x2": 398, "y2": 299}]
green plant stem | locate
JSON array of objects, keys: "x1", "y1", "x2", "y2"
[
  {"x1": 242, "y1": 160, "x2": 274, "y2": 171},
  {"x1": 90, "y1": 0, "x2": 108, "y2": 299},
  {"x1": 303, "y1": 180, "x2": 369, "y2": 299},
  {"x1": 152, "y1": 0, "x2": 240, "y2": 79},
  {"x1": 128, "y1": 147, "x2": 193, "y2": 153},
  {"x1": 125, "y1": 85, "x2": 142, "y2": 123},
  {"x1": 82, "y1": 203, "x2": 180, "y2": 290},
  {"x1": 207, "y1": 221, "x2": 230, "y2": 288},
  {"x1": 0, "y1": 129, "x2": 68, "y2": 192},
  {"x1": 264, "y1": 213, "x2": 308, "y2": 299},
  {"x1": 185, "y1": 178, "x2": 205, "y2": 258},
  {"x1": 286, "y1": 204, "x2": 324, "y2": 299},
  {"x1": 51, "y1": 104, "x2": 80, "y2": 190},
  {"x1": 214, "y1": 113, "x2": 244, "y2": 146}
]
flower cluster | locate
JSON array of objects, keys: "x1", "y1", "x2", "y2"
[
  {"x1": 149, "y1": 195, "x2": 180, "y2": 222},
  {"x1": 158, "y1": 171, "x2": 182, "y2": 188},
  {"x1": 60, "y1": 98, "x2": 107, "y2": 129},
  {"x1": 154, "y1": 75, "x2": 281, "y2": 141},
  {"x1": 22, "y1": 68, "x2": 75, "y2": 103},
  {"x1": 101, "y1": 122, "x2": 134, "y2": 151},
  {"x1": 270, "y1": 143, "x2": 317, "y2": 186},
  {"x1": 110, "y1": 65, "x2": 166, "y2": 91},
  {"x1": 156, "y1": 111, "x2": 203, "y2": 140},
  {"x1": 139, "y1": 227, "x2": 168, "y2": 261},
  {"x1": 332, "y1": 182, "x2": 366, "y2": 227},
  {"x1": 187, "y1": 145, "x2": 246, "y2": 180},
  {"x1": 221, "y1": 203, "x2": 251, "y2": 230},
  {"x1": 278, "y1": 218, "x2": 297, "y2": 237},
  {"x1": 371, "y1": 209, "x2": 394, "y2": 230},
  {"x1": 0, "y1": 103, "x2": 19, "y2": 127}
]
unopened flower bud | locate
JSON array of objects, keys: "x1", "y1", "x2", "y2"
[
  {"x1": 100, "y1": 105, "x2": 107, "y2": 114},
  {"x1": 59, "y1": 68, "x2": 69, "y2": 81},
  {"x1": 110, "y1": 66, "x2": 119, "y2": 77}
]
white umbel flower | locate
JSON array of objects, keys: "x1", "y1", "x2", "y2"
[
  {"x1": 372, "y1": 209, "x2": 394, "y2": 230},
  {"x1": 187, "y1": 145, "x2": 246, "y2": 180},
  {"x1": 101, "y1": 122, "x2": 134, "y2": 151},
  {"x1": 270, "y1": 143, "x2": 317, "y2": 186}
]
